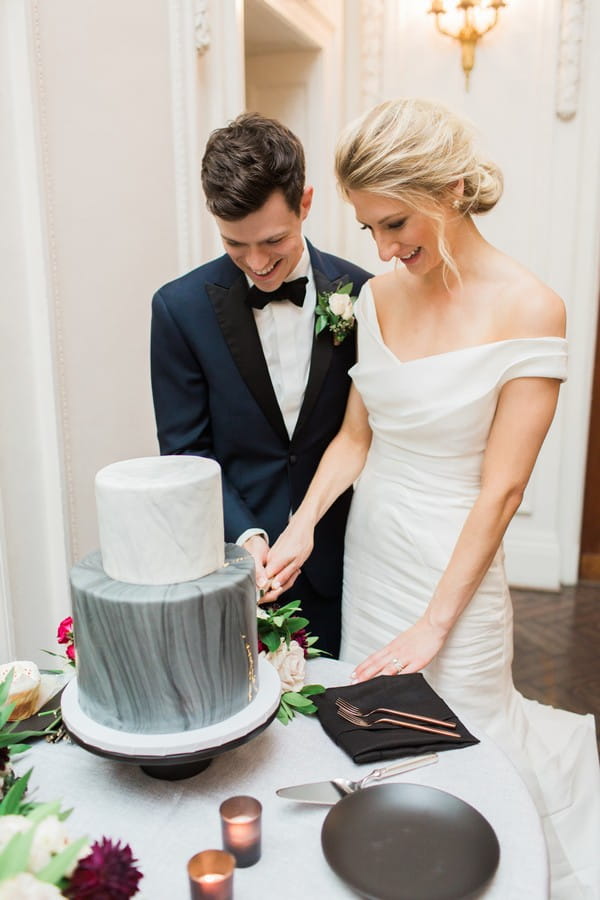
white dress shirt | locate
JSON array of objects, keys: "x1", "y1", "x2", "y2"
[{"x1": 237, "y1": 241, "x2": 315, "y2": 547}]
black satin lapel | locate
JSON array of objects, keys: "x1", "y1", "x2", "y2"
[
  {"x1": 292, "y1": 268, "x2": 343, "y2": 439},
  {"x1": 206, "y1": 280, "x2": 289, "y2": 445}
]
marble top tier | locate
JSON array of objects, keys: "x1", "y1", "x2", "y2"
[{"x1": 95, "y1": 456, "x2": 224, "y2": 585}]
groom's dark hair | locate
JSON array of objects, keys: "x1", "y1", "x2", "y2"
[{"x1": 201, "y1": 112, "x2": 306, "y2": 220}]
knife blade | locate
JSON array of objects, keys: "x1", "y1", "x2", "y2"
[{"x1": 276, "y1": 753, "x2": 438, "y2": 804}]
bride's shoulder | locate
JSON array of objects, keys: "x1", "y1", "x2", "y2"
[
  {"x1": 364, "y1": 271, "x2": 400, "y2": 303},
  {"x1": 498, "y1": 259, "x2": 566, "y2": 339}
]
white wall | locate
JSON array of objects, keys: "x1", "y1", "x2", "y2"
[{"x1": 0, "y1": 0, "x2": 204, "y2": 660}]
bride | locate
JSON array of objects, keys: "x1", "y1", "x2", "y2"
[{"x1": 266, "y1": 98, "x2": 600, "y2": 899}]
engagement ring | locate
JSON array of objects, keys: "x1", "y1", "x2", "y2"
[{"x1": 392, "y1": 658, "x2": 406, "y2": 674}]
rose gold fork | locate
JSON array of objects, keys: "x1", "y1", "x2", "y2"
[
  {"x1": 335, "y1": 697, "x2": 456, "y2": 730},
  {"x1": 337, "y1": 706, "x2": 462, "y2": 739}
]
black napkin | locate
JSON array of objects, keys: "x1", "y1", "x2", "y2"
[{"x1": 314, "y1": 674, "x2": 479, "y2": 764}]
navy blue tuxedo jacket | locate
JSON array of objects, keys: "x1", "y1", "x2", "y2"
[{"x1": 150, "y1": 241, "x2": 371, "y2": 599}]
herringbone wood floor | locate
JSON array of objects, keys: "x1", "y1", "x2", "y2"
[{"x1": 512, "y1": 582, "x2": 600, "y2": 751}]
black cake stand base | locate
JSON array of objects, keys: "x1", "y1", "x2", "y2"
[{"x1": 61, "y1": 658, "x2": 281, "y2": 781}]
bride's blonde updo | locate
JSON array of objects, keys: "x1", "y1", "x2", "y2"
[
  {"x1": 335, "y1": 97, "x2": 502, "y2": 213},
  {"x1": 335, "y1": 98, "x2": 503, "y2": 278}
]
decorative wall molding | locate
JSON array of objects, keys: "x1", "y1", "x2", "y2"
[
  {"x1": 359, "y1": 0, "x2": 385, "y2": 111},
  {"x1": 32, "y1": 0, "x2": 77, "y2": 562},
  {"x1": 195, "y1": 0, "x2": 210, "y2": 55},
  {"x1": 556, "y1": 0, "x2": 585, "y2": 121},
  {"x1": 168, "y1": 0, "x2": 202, "y2": 272}
]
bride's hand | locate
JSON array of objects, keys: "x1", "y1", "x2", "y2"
[
  {"x1": 265, "y1": 514, "x2": 315, "y2": 590},
  {"x1": 351, "y1": 617, "x2": 448, "y2": 683}
]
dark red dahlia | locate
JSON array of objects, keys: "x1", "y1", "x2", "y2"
[
  {"x1": 258, "y1": 638, "x2": 268, "y2": 653},
  {"x1": 291, "y1": 628, "x2": 309, "y2": 656},
  {"x1": 65, "y1": 837, "x2": 142, "y2": 899}
]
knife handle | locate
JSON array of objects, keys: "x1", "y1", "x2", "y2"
[{"x1": 361, "y1": 753, "x2": 438, "y2": 787}]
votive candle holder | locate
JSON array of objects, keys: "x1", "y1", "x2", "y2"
[
  {"x1": 219, "y1": 795, "x2": 262, "y2": 867},
  {"x1": 188, "y1": 850, "x2": 235, "y2": 900}
]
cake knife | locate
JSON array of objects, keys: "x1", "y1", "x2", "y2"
[{"x1": 276, "y1": 753, "x2": 438, "y2": 804}]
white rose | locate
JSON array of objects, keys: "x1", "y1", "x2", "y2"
[
  {"x1": 0, "y1": 814, "x2": 30, "y2": 851},
  {"x1": 0, "y1": 873, "x2": 64, "y2": 899},
  {"x1": 327, "y1": 292, "x2": 350, "y2": 316},
  {"x1": 261, "y1": 639, "x2": 306, "y2": 693},
  {"x1": 28, "y1": 816, "x2": 70, "y2": 873},
  {"x1": 340, "y1": 296, "x2": 355, "y2": 321}
]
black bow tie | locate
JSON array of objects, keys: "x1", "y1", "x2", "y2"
[{"x1": 247, "y1": 276, "x2": 308, "y2": 310}]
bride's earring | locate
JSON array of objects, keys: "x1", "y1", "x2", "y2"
[{"x1": 452, "y1": 199, "x2": 461, "y2": 210}]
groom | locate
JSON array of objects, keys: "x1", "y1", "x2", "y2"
[{"x1": 150, "y1": 113, "x2": 371, "y2": 656}]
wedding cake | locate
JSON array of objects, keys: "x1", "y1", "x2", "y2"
[{"x1": 69, "y1": 456, "x2": 259, "y2": 735}]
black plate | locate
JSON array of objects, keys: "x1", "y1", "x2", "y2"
[{"x1": 321, "y1": 783, "x2": 500, "y2": 900}]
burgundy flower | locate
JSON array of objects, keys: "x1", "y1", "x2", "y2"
[
  {"x1": 65, "y1": 837, "x2": 142, "y2": 899},
  {"x1": 258, "y1": 638, "x2": 268, "y2": 653},
  {"x1": 57, "y1": 617, "x2": 74, "y2": 645},
  {"x1": 291, "y1": 628, "x2": 309, "y2": 657},
  {"x1": 66, "y1": 643, "x2": 77, "y2": 663}
]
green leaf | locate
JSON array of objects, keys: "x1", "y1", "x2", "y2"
[
  {"x1": 0, "y1": 826, "x2": 36, "y2": 880},
  {"x1": 26, "y1": 801, "x2": 64, "y2": 825},
  {"x1": 298, "y1": 702, "x2": 318, "y2": 716},
  {"x1": 281, "y1": 692, "x2": 314, "y2": 709},
  {"x1": 262, "y1": 632, "x2": 281, "y2": 653},
  {"x1": 37, "y1": 835, "x2": 89, "y2": 885},
  {"x1": 0, "y1": 769, "x2": 33, "y2": 815},
  {"x1": 300, "y1": 684, "x2": 326, "y2": 696},
  {"x1": 284, "y1": 617, "x2": 309, "y2": 634},
  {"x1": 337, "y1": 282, "x2": 354, "y2": 295},
  {"x1": 0, "y1": 742, "x2": 30, "y2": 755},
  {"x1": 0, "y1": 671, "x2": 14, "y2": 706},
  {"x1": 0, "y1": 705, "x2": 15, "y2": 730},
  {"x1": 315, "y1": 317, "x2": 328, "y2": 335},
  {"x1": 276, "y1": 706, "x2": 291, "y2": 725},
  {"x1": 275, "y1": 600, "x2": 302, "y2": 616}
]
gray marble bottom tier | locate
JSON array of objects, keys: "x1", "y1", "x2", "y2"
[{"x1": 70, "y1": 544, "x2": 258, "y2": 734}]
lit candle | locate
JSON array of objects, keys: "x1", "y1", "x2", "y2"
[
  {"x1": 219, "y1": 796, "x2": 262, "y2": 868},
  {"x1": 188, "y1": 850, "x2": 235, "y2": 900}
]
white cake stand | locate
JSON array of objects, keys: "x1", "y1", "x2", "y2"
[{"x1": 61, "y1": 656, "x2": 281, "y2": 780}]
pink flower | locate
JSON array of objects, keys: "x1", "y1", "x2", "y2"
[
  {"x1": 66, "y1": 643, "x2": 76, "y2": 663},
  {"x1": 57, "y1": 617, "x2": 74, "y2": 645},
  {"x1": 66, "y1": 837, "x2": 142, "y2": 899}
]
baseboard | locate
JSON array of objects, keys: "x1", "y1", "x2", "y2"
[{"x1": 579, "y1": 553, "x2": 600, "y2": 581}]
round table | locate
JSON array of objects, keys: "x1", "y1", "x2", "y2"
[{"x1": 22, "y1": 659, "x2": 549, "y2": 899}]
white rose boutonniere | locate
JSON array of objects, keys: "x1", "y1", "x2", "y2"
[{"x1": 315, "y1": 282, "x2": 357, "y2": 345}]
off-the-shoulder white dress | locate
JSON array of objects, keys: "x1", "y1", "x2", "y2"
[{"x1": 341, "y1": 283, "x2": 600, "y2": 899}]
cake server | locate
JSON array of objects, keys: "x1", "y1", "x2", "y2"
[{"x1": 276, "y1": 753, "x2": 438, "y2": 804}]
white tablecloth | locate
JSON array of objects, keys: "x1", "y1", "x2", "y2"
[{"x1": 21, "y1": 659, "x2": 549, "y2": 899}]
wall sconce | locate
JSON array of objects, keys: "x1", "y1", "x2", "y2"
[{"x1": 428, "y1": 1, "x2": 507, "y2": 90}]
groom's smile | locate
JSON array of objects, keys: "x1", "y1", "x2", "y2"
[{"x1": 215, "y1": 187, "x2": 313, "y2": 291}]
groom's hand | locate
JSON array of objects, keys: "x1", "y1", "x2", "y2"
[
  {"x1": 243, "y1": 535, "x2": 270, "y2": 600},
  {"x1": 243, "y1": 535, "x2": 296, "y2": 605}
]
